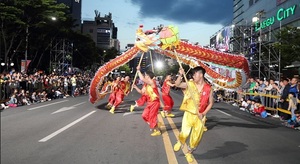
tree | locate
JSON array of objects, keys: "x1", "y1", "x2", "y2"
[
  {"x1": 119, "y1": 64, "x2": 131, "y2": 74},
  {"x1": 274, "y1": 26, "x2": 300, "y2": 68},
  {"x1": 0, "y1": 0, "x2": 70, "y2": 72}
]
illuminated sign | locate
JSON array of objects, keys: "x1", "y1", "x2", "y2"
[
  {"x1": 75, "y1": 0, "x2": 80, "y2": 3},
  {"x1": 255, "y1": 3, "x2": 298, "y2": 31}
]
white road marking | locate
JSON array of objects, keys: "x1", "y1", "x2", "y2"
[
  {"x1": 73, "y1": 102, "x2": 86, "y2": 107},
  {"x1": 216, "y1": 109, "x2": 232, "y2": 116},
  {"x1": 123, "y1": 112, "x2": 135, "y2": 116},
  {"x1": 51, "y1": 102, "x2": 86, "y2": 114},
  {"x1": 51, "y1": 107, "x2": 75, "y2": 114},
  {"x1": 39, "y1": 110, "x2": 96, "y2": 142},
  {"x1": 27, "y1": 100, "x2": 69, "y2": 110}
]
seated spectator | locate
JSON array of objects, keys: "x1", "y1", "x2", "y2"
[
  {"x1": 282, "y1": 109, "x2": 300, "y2": 130},
  {"x1": 39, "y1": 91, "x2": 48, "y2": 102},
  {"x1": 47, "y1": 89, "x2": 56, "y2": 100},
  {"x1": 74, "y1": 88, "x2": 79, "y2": 97},
  {"x1": 31, "y1": 92, "x2": 40, "y2": 104},
  {"x1": 17, "y1": 89, "x2": 31, "y2": 106},
  {"x1": 239, "y1": 97, "x2": 249, "y2": 111},
  {"x1": 6, "y1": 94, "x2": 18, "y2": 107},
  {"x1": 55, "y1": 89, "x2": 65, "y2": 99},
  {"x1": 253, "y1": 99, "x2": 268, "y2": 118}
]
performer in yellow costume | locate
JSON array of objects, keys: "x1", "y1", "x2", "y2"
[{"x1": 173, "y1": 66, "x2": 214, "y2": 163}]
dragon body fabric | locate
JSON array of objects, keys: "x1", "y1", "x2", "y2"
[{"x1": 89, "y1": 25, "x2": 249, "y2": 104}]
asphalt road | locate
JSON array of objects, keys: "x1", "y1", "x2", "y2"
[{"x1": 1, "y1": 89, "x2": 300, "y2": 164}]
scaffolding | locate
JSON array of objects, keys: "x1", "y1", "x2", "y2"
[
  {"x1": 231, "y1": 24, "x2": 280, "y2": 80},
  {"x1": 50, "y1": 39, "x2": 73, "y2": 75}
]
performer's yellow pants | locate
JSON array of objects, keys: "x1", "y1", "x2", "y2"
[{"x1": 178, "y1": 111, "x2": 206, "y2": 150}]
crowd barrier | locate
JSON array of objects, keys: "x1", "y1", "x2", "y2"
[{"x1": 222, "y1": 91, "x2": 300, "y2": 116}]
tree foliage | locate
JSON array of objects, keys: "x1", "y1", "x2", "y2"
[
  {"x1": 274, "y1": 26, "x2": 300, "y2": 67},
  {"x1": 0, "y1": 0, "x2": 99, "y2": 73}
]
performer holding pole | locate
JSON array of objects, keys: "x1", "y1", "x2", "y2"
[
  {"x1": 173, "y1": 66, "x2": 214, "y2": 163},
  {"x1": 105, "y1": 76, "x2": 121, "y2": 109},
  {"x1": 136, "y1": 65, "x2": 161, "y2": 136},
  {"x1": 109, "y1": 76, "x2": 131, "y2": 114},
  {"x1": 160, "y1": 74, "x2": 176, "y2": 118}
]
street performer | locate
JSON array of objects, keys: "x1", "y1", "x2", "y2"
[
  {"x1": 136, "y1": 66, "x2": 161, "y2": 136},
  {"x1": 160, "y1": 74, "x2": 176, "y2": 118},
  {"x1": 108, "y1": 76, "x2": 131, "y2": 114},
  {"x1": 173, "y1": 66, "x2": 214, "y2": 163},
  {"x1": 130, "y1": 83, "x2": 148, "y2": 112},
  {"x1": 105, "y1": 76, "x2": 121, "y2": 109}
]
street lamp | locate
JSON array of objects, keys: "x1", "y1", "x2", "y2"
[
  {"x1": 252, "y1": 10, "x2": 264, "y2": 79},
  {"x1": 155, "y1": 60, "x2": 163, "y2": 70}
]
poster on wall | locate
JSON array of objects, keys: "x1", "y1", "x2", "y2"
[{"x1": 216, "y1": 26, "x2": 232, "y2": 52}]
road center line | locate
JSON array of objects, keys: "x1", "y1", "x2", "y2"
[
  {"x1": 39, "y1": 110, "x2": 96, "y2": 142},
  {"x1": 216, "y1": 109, "x2": 232, "y2": 116},
  {"x1": 28, "y1": 100, "x2": 69, "y2": 110},
  {"x1": 158, "y1": 115, "x2": 178, "y2": 164},
  {"x1": 166, "y1": 117, "x2": 198, "y2": 164}
]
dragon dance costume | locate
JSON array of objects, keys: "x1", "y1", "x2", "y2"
[
  {"x1": 109, "y1": 80, "x2": 130, "y2": 114},
  {"x1": 174, "y1": 80, "x2": 212, "y2": 162},
  {"x1": 142, "y1": 79, "x2": 160, "y2": 130},
  {"x1": 161, "y1": 79, "x2": 175, "y2": 117}
]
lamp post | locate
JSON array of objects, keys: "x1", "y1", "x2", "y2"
[{"x1": 252, "y1": 10, "x2": 264, "y2": 79}]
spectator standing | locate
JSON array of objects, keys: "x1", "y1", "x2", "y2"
[
  {"x1": 280, "y1": 78, "x2": 291, "y2": 120},
  {"x1": 70, "y1": 75, "x2": 77, "y2": 97},
  {"x1": 287, "y1": 92, "x2": 298, "y2": 119}
]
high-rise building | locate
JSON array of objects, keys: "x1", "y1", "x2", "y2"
[
  {"x1": 56, "y1": 0, "x2": 82, "y2": 31},
  {"x1": 211, "y1": 0, "x2": 300, "y2": 79},
  {"x1": 82, "y1": 12, "x2": 119, "y2": 51},
  {"x1": 233, "y1": 0, "x2": 300, "y2": 79}
]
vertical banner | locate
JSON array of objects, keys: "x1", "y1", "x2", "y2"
[{"x1": 21, "y1": 60, "x2": 31, "y2": 73}]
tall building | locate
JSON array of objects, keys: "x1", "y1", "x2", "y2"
[
  {"x1": 82, "y1": 12, "x2": 119, "y2": 51},
  {"x1": 234, "y1": 0, "x2": 300, "y2": 79},
  {"x1": 56, "y1": 0, "x2": 82, "y2": 31},
  {"x1": 211, "y1": 0, "x2": 300, "y2": 79}
]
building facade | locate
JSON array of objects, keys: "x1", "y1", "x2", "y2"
[
  {"x1": 210, "y1": 0, "x2": 300, "y2": 79},
  {"x1": 56, "y1": 0, "x2": 82, "y2": 31},
  {"x1": 82, "y1": 12, "x2": 119, "y2": 51}
]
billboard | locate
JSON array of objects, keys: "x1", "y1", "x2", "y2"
[{"x1": 216, "y1": 26, "x2": 232, "y2": 52}]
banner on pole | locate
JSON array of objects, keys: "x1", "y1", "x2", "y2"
[{"x1": 21, "y1": 60, "x2": 31, "y2": 73}]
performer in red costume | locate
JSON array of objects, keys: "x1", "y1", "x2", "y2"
[
  {"x1": 129, "y1": 84, "x2": 148, "y2": 112},
  {"x1": 108, "y1": 76, "x2": 131, "y2": 114},
  {"x1": 106, "y1": 76, "x2": 120, "y2": 109},
  {"x1": 160, "y1": 74, "x2": 176, "y2": 118},
  {"x1": 136, "y1": 66, "x2": 161, "y2": 136}
]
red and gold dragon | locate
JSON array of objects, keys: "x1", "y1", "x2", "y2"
[{"x1": 89, "y1": 25, "x2": 249, "y2": 104}]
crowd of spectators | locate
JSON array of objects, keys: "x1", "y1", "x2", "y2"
[
  {"x1": 234, "y1": 76, "x2": 300, "y2": 129},
  {"x1": 0, "y1": 69, "x2": 92, "y2": 111}
]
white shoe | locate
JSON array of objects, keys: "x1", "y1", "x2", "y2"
[{"x1": 272, "y1": 114, "x2": 280, "y2": 118}]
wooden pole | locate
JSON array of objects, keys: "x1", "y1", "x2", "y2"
[
  {"x1": 173, "y1": 49, "x2": 200, "y2": 116},
  {"x1": 131, "y1": 52, "x2": 144, "y2": 91}
]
